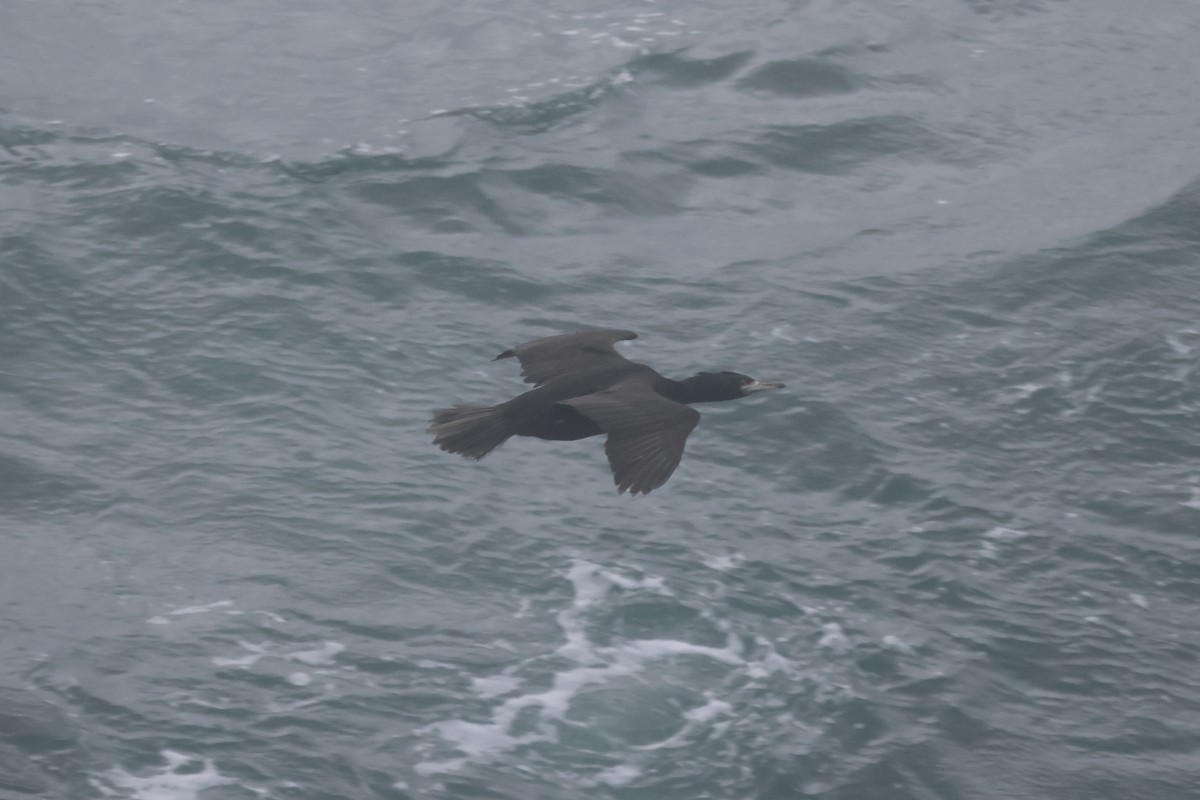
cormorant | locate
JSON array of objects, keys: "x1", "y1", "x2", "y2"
[{"x1": 428, "y1": 329, "x2": 784, "y2": 494}]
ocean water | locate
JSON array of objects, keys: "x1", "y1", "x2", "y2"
[{"x1": 2, "y1": 1, "x2": 1199, "y2": 798}]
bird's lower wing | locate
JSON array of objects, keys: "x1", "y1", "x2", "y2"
[{"x1": 562, "y1": 385, "x2": 700, "y2": 495}]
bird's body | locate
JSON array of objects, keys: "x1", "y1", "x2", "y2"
[{"x1": 428, "y1": 329, "x2": 783, "y2": 494}]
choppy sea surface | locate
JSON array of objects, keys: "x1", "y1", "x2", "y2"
[{"x1": 3, "y1": 1, "x2": 1200, "y2": 798}]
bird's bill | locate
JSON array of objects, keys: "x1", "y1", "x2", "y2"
[{"x1": 744, "y1": 379, "x2": 785, "y2": 392}]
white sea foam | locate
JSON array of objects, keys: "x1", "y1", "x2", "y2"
[
  {"x1": 817, "y1": 622, "x2": 851, "y2": 652},
  {"x1": 620, "y1": 635, "x2": 743, "y2": 665},
  {"x1": 98, "y1": 750, "x2": 233, "y2": 800},
  {"x1": 414, "y1": 757, "x2": 467, "y2": 777},
  {"x1": 981, "y1": 526, "x2": 1030, "y2": 558},
  {"x1": 591, "y1": 763, "x2": 642, "y2": 786},
  {"x1": 700, "y1": 551, "x2": 744, "y2": 571},
  {"x1": 744, "y1": 636, "x2": 796, "y2": 678},
  {"x1": 882, "y1": 634, "x2": 914, "y2": 653},
  {"x1": 1181, "y1": 485, "x2": 1200, "y2": 510},
  {"x1": 415, "y1": 560, "x2": 807, "y2": 781},
  {"x1": 212, "y1": 641, "x2": 269, "y2": 668},
  {"x1": 769, "y1": 325, "x2": 798, "y2": 343},
  {"x1": 555, "y1": 560, "x2": 669, "y2": 663},
  {"x1": 148, "y1": 599, "x2": 235, "y2": 624},
  {"x1": 639, "y1": 693, "x2": 734, "y2": 750},
  {"x1": 289, "y1": 641, "x2": 345, "y2": 666},
  {"x1": 210, "y1": 638, "x2": 345, "y2": 675},
  {"x1": 1011, "y1": 382, "x2": 1044, "y2": 401},
  {"x1": 1166, "y1": 332, "x2": 1195, "y2": 356},
  {"x1": 472, "y1": 673, "x2": 522, "y2": 698}
]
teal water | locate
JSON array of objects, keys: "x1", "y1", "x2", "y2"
[{"x1": 3, "y1": 1, "x2": 1200, "y2": 798}]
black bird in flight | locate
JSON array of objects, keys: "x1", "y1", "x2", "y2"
[{"x1": 429, "y1": 329, "x2": 784, "y2": 495}]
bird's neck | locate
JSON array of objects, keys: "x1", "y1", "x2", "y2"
[{"x1": 659, "y1": 375, "x2": 722, "y2": 404}]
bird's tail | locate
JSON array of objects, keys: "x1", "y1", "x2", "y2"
[{"x1": 428, "y1": 404, "x2": 513, "y2": 459}]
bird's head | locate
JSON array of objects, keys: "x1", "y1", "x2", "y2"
[{"x1": 683, "y1": 371, "x2": 786, "y2": 402}]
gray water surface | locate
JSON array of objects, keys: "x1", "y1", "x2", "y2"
[{"x1": 2, "y1": 1, "x2": 1199, "y2": 798}]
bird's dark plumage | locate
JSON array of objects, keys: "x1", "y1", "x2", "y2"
[
  {"x1": 494, "y1": 328, "x2": 639, "y2": 386},
  {"x1": 429, "y1": 329, "x2": 783, "y2": 495}
]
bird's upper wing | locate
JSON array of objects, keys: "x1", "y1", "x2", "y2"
[
  {"x1": 562, "y1": 380, "x2": 700, "y2": 495},
  {"x1": 495, "y1": 329, "x2": 638, "y2": 386}
]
